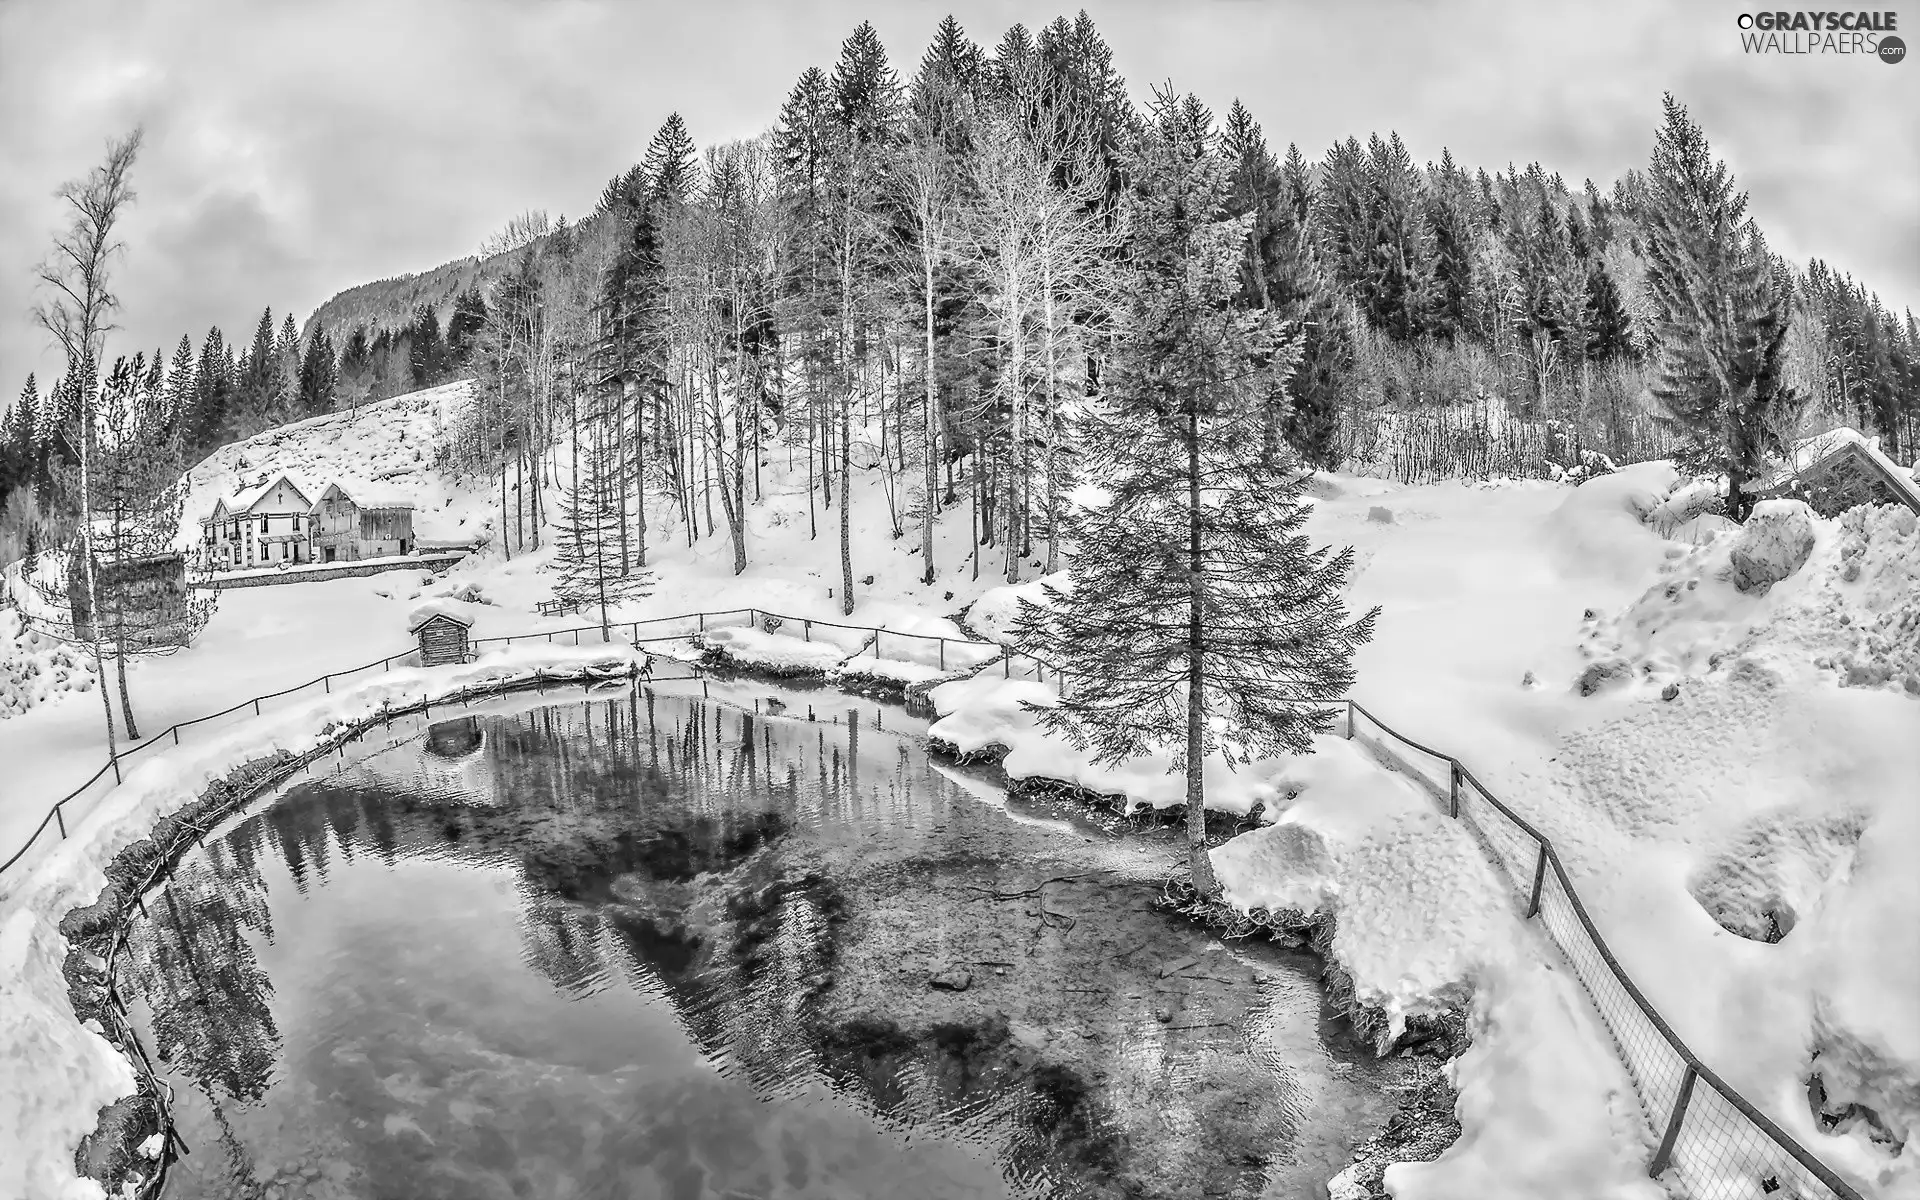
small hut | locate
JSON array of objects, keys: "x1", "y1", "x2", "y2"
[
  {"x1": 1752, "y1": 428, "x2": 1920, "y2": 518},
  {"x1": 409, "y1": 605, "x2": 474, "y2": 667}
]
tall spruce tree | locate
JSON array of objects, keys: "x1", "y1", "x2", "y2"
[
  {"x1": 552, "y1": 413, "x2": 653, "y2": 636},
  {"x1": 1641, "y1": 94, "x2": 1798, "y2": 519},
  {"x1": 1018, "y1": 91, "x2": 1377, "y2": 896},
  {"x1": 644, "y1": 113, "x2": 701, "y2": 212}
]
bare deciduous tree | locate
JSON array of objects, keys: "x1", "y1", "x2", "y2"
[{"x1": 32, "y1": 127, "x2": 144, "y2": 751}]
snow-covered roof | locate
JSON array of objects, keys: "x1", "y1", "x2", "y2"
[
  {"x1": 1758, "y1": 426, "x2": 1920, "y2": 514},
  {"x1": 227, "y1": 473, "x2": 314, "y2": 515},
  {"x1": 317, "y1": 481, "x2": 416, "y2": 511},
  {"x1": 407, "y1": 599, "x2": 475, "y2": 634}
]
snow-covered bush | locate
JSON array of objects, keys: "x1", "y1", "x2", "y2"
[{"x1": 0, "y1": 607, "x2": 99, "y2": 718}]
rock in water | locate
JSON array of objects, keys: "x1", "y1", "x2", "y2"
[
  {"x1": 929, "y1": 968, "x2": 972, "y2": 992},
  {"x1": 1728, "y1": 500, "x2": 1816, "y2": 594}
]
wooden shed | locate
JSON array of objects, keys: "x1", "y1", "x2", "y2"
[{"x1": 410, "y1": 610, "x2": 474, "y2": 667}]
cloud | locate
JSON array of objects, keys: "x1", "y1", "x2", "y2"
[{"x1": 3, "y1": 0, "x2": 1914, "y2": 402}]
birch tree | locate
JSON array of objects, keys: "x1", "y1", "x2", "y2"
[{"x1": 30, "y1": 127, "x2": 144, "y2": 750}]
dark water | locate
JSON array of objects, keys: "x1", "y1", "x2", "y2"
[{"x1": 125, "y1": 680, "x2": 1405, "y2": 1200}]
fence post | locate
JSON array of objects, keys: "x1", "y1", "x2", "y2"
[
  {"x1": 803, "y1": 619, "x2": 811, "y2": 642},
  {"x1": 172, "y1": 726, "x2": 180, "y2": 746},
  {"x1": 1526, "y1": 844, "x2": 1548, "y2": 917},
  {"x1": 110, "y1": 752, "x2": 122, "y2": 785},
  {"x1": 874, "y1": 630, "x2": 882, "y2": 657},
  {"x1": 699, "y1": 612, "x2": 706, "y2": 634},
  {"x1": 324, "y1": 674, "x2": 331, "y2": 694},
  {"x1": 749, "y1": 608, "x2": 758, "y2": 629},
  {"x1": 939, "y1": 639, "x2": 946, "y2": 670},
  {"x1": 1649, "y1": 1065, "x2": 1698, "y2": 1178},
  {"x1": 1449, "y1": 761, "x2": 1461, "y2": 818},
  {"x1": 254, "y1": 698, "x2": 262, "y2": 716},
  {"x1": 55, "y1": 804, "x2": 67, "y2": 840}
]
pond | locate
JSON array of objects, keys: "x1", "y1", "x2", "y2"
[{"x1": 122, "y1": 679, "x2": 1409, "y2": 1200}]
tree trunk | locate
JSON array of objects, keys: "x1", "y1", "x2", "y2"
[
  {"x1": 1185, "y1": 403, "x2": 1217, "y2": 897},
  {"x1": 840, "y1": 381, "x2": 854, "y2": 616},
  {"x1": 113, "y1": 602, "x2": 139, "y2": 740},
  {"x1": 922, "y1": 255, "x2": 939, "y2": 585}
]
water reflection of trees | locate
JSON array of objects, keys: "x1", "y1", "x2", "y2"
[{"x1": 130, "y1": 688, "x2": 1166, "y2": 1195}]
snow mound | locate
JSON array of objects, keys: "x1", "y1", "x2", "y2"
[
  {"x1": 1727, "y1": 499, "x2": 1816, "y2": 594},
  {"x1": 1212, "y1": 738, "x2": 1661, "y2": 1200},
  {"x1": 1581, "y1": 500, "x2": 1920, "y2": 696},
  {"x1": 1687, "y1": 804, "x2": 1868, "y2": 942},
  {"x1": 0, "y1": 609, "x2": 98, "y2": 719},
  {"x1": 966, "y1": 571, "x2": 1068, "y2": 645},
  {"x1": 1541, "y1": 461, "x2": 1681, "y2": 580},
  {"x1": 697, "y1": 627, "x2": 850, "y2": 674}
]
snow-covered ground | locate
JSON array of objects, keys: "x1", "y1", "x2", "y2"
[
  {"x1": 930, "y1": 460, "x2": 1917, "y2": 1200},
  {"x1": 0, "y1": 644, "x2": 647, "y2": 1200},
  {"x1": 3, "y1": 381, "x2": 1914, "y2": 1200}
]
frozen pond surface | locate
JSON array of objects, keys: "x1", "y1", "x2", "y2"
[{"x1": 125, "y1": 680, "x2": 1408, "y2": 1199}]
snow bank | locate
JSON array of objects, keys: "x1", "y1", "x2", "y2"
[
  {"x1": 0, "y1": 609, "x2": 99, "y2": 719},
  {"x1": 966, "y1": 571, "x2": 1068, "y2": 645},
  {"x1": 1582, "y1": 496, "x2": 1920, "y2": 696},
  {"x1": 1541, "y1": 461, "x2": 1682, "y2": 581},
  {"x1": 0, "y1": 642, "x2": 645, "y2": 1200},
  {"x1": 927, "y1": 673, "x2": 1307, "y2": 818},
  {"x1": 830, "y1": 653, "x2": 954, "y2": 687},
  {"x1": 696, "y1": 626, "x2": 853, "y2": 674},
  {"x1": 1727, "y1": 499, "x2": 1816, "y2": 593},
  {"x1": 1212, "y1": 738, "x2": 1660, "y2": 1200}
]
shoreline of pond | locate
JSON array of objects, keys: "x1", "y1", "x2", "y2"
[{"x1": 56, "y1": 656, "x2": 1467, "y2": 1199}]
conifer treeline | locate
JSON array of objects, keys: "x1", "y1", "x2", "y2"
[{"x1": 8, "y1": 12, "x2": 1918, "y2": 573}]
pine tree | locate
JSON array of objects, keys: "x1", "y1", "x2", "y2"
[
  {"x1": 299, "y1": 328, "x2": 337, "y2": 413},
  {"x1": 1362, "y1": 133, "x2": 1439, "y2": 342},
  {"x1": 444, "y1": 287, "x2": 489, "y2": 368},
  {"x1": 1226, "y1": 107, "x2": 1351, "y2": 469},
  {"x1": 1641, "y1": 94, "x2": 1798, "y2": 520},
  {"x1": 1425, "y1": 149, "x2": 1478, "y2": 343},
  {"x1": 1019, "y1": 91, "x2": 1377, "y2": 896},
  {"x1": 409, "y1": 303, "x2": 444, "y2": 388},
  {"x1": 552, "y1": 414, "x2": 653, "y2": 635},
  {"x1": 1583, "y1": 263, "x2": 1634, "y2": 362},
  {"x1": 166, "y1": 335, "x2": 196, "y2": 430},
  {"x1": 190, "y1": 326, "x2": 232, "y2": 454},
  {"x1": 274, "y1": 313, "x2": 302, "y2": 419},
  {"x1": 643, "y1": 113, "x2": 701, "y2": 212},
  {"x1": 243, "y1": 307, "x2": 276, "y2": 420}
]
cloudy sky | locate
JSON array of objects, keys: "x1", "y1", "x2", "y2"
[{"x1": 1, "y1": 0, "x2": 1913, "y2": 399}]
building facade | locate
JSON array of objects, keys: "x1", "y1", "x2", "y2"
[
  {"x1": 199, "y1": 475, "x2": 315, "y2": 569},
  {"x1": 309, "y1": 484, "x2": 416, "y2": 563}
]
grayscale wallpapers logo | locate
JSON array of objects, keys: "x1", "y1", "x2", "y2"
[{"x1": 1735, "y1": 10, "x2": 1904, "y2": 60}]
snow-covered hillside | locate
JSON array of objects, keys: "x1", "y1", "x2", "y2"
[{"x1": 175, "y1": 381, "x2": 491, "y2": 552}]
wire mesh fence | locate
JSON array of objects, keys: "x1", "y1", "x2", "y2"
[{"x1": 1344, "y1": 701, "x2": 1865, "y2": 1200}]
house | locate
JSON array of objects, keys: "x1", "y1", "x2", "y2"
[
  {"x1": 200, "y1": 474, "x2": 316, "y2": 569},
  {"x1": 309, "y1": 483, "x2": 416, "y2": 563}
]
